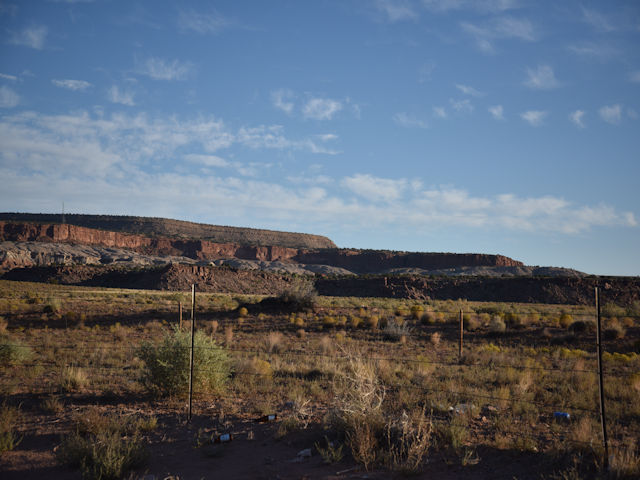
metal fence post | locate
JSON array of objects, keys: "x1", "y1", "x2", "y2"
[
  {"x1": 179, "y1": 301, "x2": 183, "y2": 330},
  {"x1": 595, "y1": 286, "x2": 609, "y2": 469},
  {"x1": 188, "y1": 284, "x2": 196, "y2": 421}
]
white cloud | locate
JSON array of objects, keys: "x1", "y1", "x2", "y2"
[
  {"x1": 524, "y1": 65, "x2": 560, "y2": 89},
  {"x1": 569, "y1": 110, "x2": 586, "y2": 128},
  {"x1": 9, "y1": 26, "x2": 47, "y2": 49},
  {"x1": 455, "y1": 84, "x2": 483, "y2": 96},
  {"x1": 178, "y1": 9, "x2": 230, "y2": 34},
  {"x1": 373, "y1": 0, "x2": 418, "y2": 22},
  {"x1": 0, "y1": 73, "x2": 18, "y2": 81},
  {"x1": 419, "y1": 61, "x2": 435, "y2": 83},
  {"x1": 582, "y1": 7, "x2": 615, "y2": 32},
  {"x1": 302, "y1": 98, "x2": 342, "y2": 120},
  {"x1": 422, "y1": 0, "x2": 520, "y2": 13},
  {"x1": 599, "y1": 104, "x2": 622, "y2": 124},
  {"x1": 520, "y1": 110, "x2": 547, "y2": 126},
  {"x1": 107, "y1": 86, "x2": 135, "y2": 106},
  {"x1": 566, "y1": 43, "x2": 618, "y2": 60},
  {"x1": 450, "y1": 98, "x2": 473, "y2": 114},
  {"x1": 52, "y1": 79, "x2": 92, "y2": 91},
  {"x1": 629, "y1": 71, "x2": 640, "y2": 83},
  {"x1": 461, "y1": 16, "x2": 535, "y2": 53},
  {"x1": 432, "y1": 106, "x2": 447, "y2": 118},
  {"x1": 139, "y1": 57, "x2": 192, "y2": 81},
  {"x1": 488, "y1": 105, "x2": 504, "y2": 120},
  {"x1": 628, "y1": 108, "x2": 638, "y2": 120},
  {"x1": 0, "y1": 86, "x2": 20, "y2": 108},
  {"x1": 271, "y1": 89, "x2": 295, "y2": 115},
  {"x1": 183, "y1": 154, "x2": 229, "y2": 167},
  {"x1": 393, "y1": 112, "x2": 429, "y2": 129},
  {"x1": 343, "y1": 174, "x2": 407, "y2": 202}
]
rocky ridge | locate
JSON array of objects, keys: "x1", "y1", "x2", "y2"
[{"x1": 0, "y1": 221, "x2": 528, "y2": 275}]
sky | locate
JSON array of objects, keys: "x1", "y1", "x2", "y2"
[{"x1": 0, "y1": 1, "x2": 639, "y2": 276}]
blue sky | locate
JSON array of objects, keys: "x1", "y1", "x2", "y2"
[{"x1": 0, "y1": 1, "x2": 639, "y2": 275}]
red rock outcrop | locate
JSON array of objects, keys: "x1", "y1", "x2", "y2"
[{"x1": 0, "y1": 221, "x2": 524, "y2": 273}]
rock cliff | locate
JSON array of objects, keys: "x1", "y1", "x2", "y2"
[{"x1": 0, "y1": 221, "x2": 524, "y2": 274}]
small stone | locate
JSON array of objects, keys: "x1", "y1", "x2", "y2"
[{"x1": 297, "y1": 448, "x2": 312, "y2": 458}]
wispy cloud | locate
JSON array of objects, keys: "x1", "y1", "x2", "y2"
[
  {"x1": 178, "y1": 9, "x2": 231, "y2": 34},
  {"x1": 107, "y1": 86, "x2": 135, "y2": 106},
  {"x1": 52, "y1": 79, "x2": 92, "y2": 91},
  {"x1": 566, "y1": 42, "x2": 618, "y2": 60},
  {"x1": 524, "y1": 65, "x2": 560, "y2": 89},
  {"x1": 418, "y1": 61, "x2": 435, "y2": 83},
  {"x1": 343, "y1": 173, "x2": 407, "y2": 202},
  {"x1": 139, "y1": 57, "x2": 193, "y2": 81},
  {"x1": 520, "y1": 110, "x2": 547, "y2": 126},
  {"x1": 461, "y1": 16, "x2": 535, "y2": 53},
  {"x1": 581, "y1": 7, "x2": 616, "y2": 32},
  {"x1": 488, "y1": 105, "x2": 504, "y2": 120},
  {"x1": 456, "y1": 84, "x2": 484, "y2": 96},
  {"x1": 423, "y1": 0, "x2": 521, "y2": 13},
  {"x1": 569, "y1": 110, "x2": 586, "y2": 128},
  {"x1": 373, "y1": 0, "x2": 418, "y2": 22},
  {"x1": 271, "y1": 89, "x2": 295, "y2": 115},
  {"x1": 0, "y1": 86, "x2": 20, "y2": 108},
  {"x1": 450, "y1": 98, "x2": 473, "y2": 114},
  {"x1": 393, "y1": 112, "x2": 429, "y2": 129},
  {"x1": 183, "y1": 154, "x2": 229, "y2": 167},
  {"x1": 599, "y1": 104, "x2": 622, "y2": 124},
  {"x1": 302, "y1": 98, "x2": 342, "y2": 120},
  {"x1": 433, "y1": 106, "x2": 447, "y2": 118},
  {"x1": 9, "y1": 25, "x2": 48, "y2": 49},
  {"x1": 0, "y1": 73, "x2": 18, "y2": 82}
]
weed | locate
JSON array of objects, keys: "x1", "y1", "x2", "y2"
[
  {"x1": 315, "y1": 436, "x2": 344, "y2": 464},
  {"x1": 60, "y1": 366, "x2": 90, "y2": 392},
  {"x1": 42, "y1": 395, "x2": 64, "y2": 414},
  {"x1": 489, "y1": 316, "x2": 506, "y2": 334},
  {"x1": 265, "y1": 331, "x2": 284, "y2": 353},
  {"x1": 0, "y1": 404, "x2": 22, "y2": 454},
  {"x1": 0, "y1": 338, "x2": 31, "y2": 366},
  {"x1": 382, "y1": 318, "x2": 412, "y2": 342}
]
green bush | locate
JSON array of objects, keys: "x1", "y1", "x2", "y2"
[
  {"x1": 0, "y1": 339, "x2": 31, "y2": 366},
  {"x1": 0, "y1": 404, "x2": 22, "y2": 454},
  {"x1": 137, "y1": 327, "x2": 231, "y2": 397}
]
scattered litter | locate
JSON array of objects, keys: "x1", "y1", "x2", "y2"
[
  {"x1": 451, "y1": 403, "x2": 475, "y2": 415},
  {"x1": 553, "y1": 411, "x2": 570, "y2": 421},
  {"x1": 255, "y1": 414, "x2": 277, "y2": 423},
  {"x1": 297, "y1": 448, "x2": 312, "y2": 458},
  {"x1": 213, "y1": 433, "x2": 233, "y2": 443}
]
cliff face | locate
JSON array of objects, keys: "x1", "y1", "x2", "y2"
[
  {"x1": 0, "y1": 221, "x2": 524, "y2": 273},
  {"x1": 0, "y1": 213, "x2": 336, "y2": 249}
]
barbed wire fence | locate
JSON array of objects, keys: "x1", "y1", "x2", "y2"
[{"x1": 3, "y1": 284, "x2": 640, "y2": 469}]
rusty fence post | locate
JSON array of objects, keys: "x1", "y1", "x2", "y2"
[
  {"x1": 459, "y1": 309, "x2": 463, "y2": 362},
  {"x1": 595, "y1": 286, "x2": 609, "y2": 469},
  {"x1": 188, "y1": 284, "x2": 196, "y2": 421},
  {"x1": 178, "y1": 301, "x2": 183, "y2": 330}
]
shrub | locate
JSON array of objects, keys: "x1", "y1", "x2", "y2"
[
  {"x1": 463, "y1": 314, "x2": 479, "y2": 331},
  {"x1": 420, "y1": 312, "x2": 435, "y2": 325},
  {"x1": 237, "y1": 306, "x2": 248, "y2": 318},
  {"x1": 568, "y1": 320, "x2": 596, "y2": 336},
  {"x1": 559, "y1": 313, "x2": 574, "y2": 329},
  {"x1": 350, "y1": 316, "x2": 362, "y2": 329},
  {"x1": 0, "y1": 317, "x2": 7, "y2": 335},
  {"x1": 43, "y1": 299, "x2": 61, "y2": 314},
  {"x1": 604, "y1": 324, "x2": 626, "y2": 341},
  {"x1": 235, "y1": 357, "x2": 272, "y2": 380},
  {"x1": 57, "y1": 413, "x2": 148, "y2": 480},
  {"x1": 137, "y1": 327, "x2": 231, "y2": 397},
  {"x1": 60, "y1": 366, "x2": 89, "y2": 392},
  {"x1": 382, "y1": 319, "x2": 412, "y2": 342},
  {"x1": 366, "y1": 316, "x2": 379, "y2": 330},
  {"x1": 323, "y1": 316, "x2": 337, "y2": 328},
  {"x1": 488, "y1": 316, "x2": 506, "y2": 334},
  {"x1": 265, "y1": 331, "x2": 284, "y2": 353},
  {"x1": 277, "y1": 278, "x2": 317, "y2": 311},
  {"x1": 0, "y1": 404, "x2": 22, "y2": 454},
  {"x1": 0, "y1": 339, "x2": 31, "y2": 366}
]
